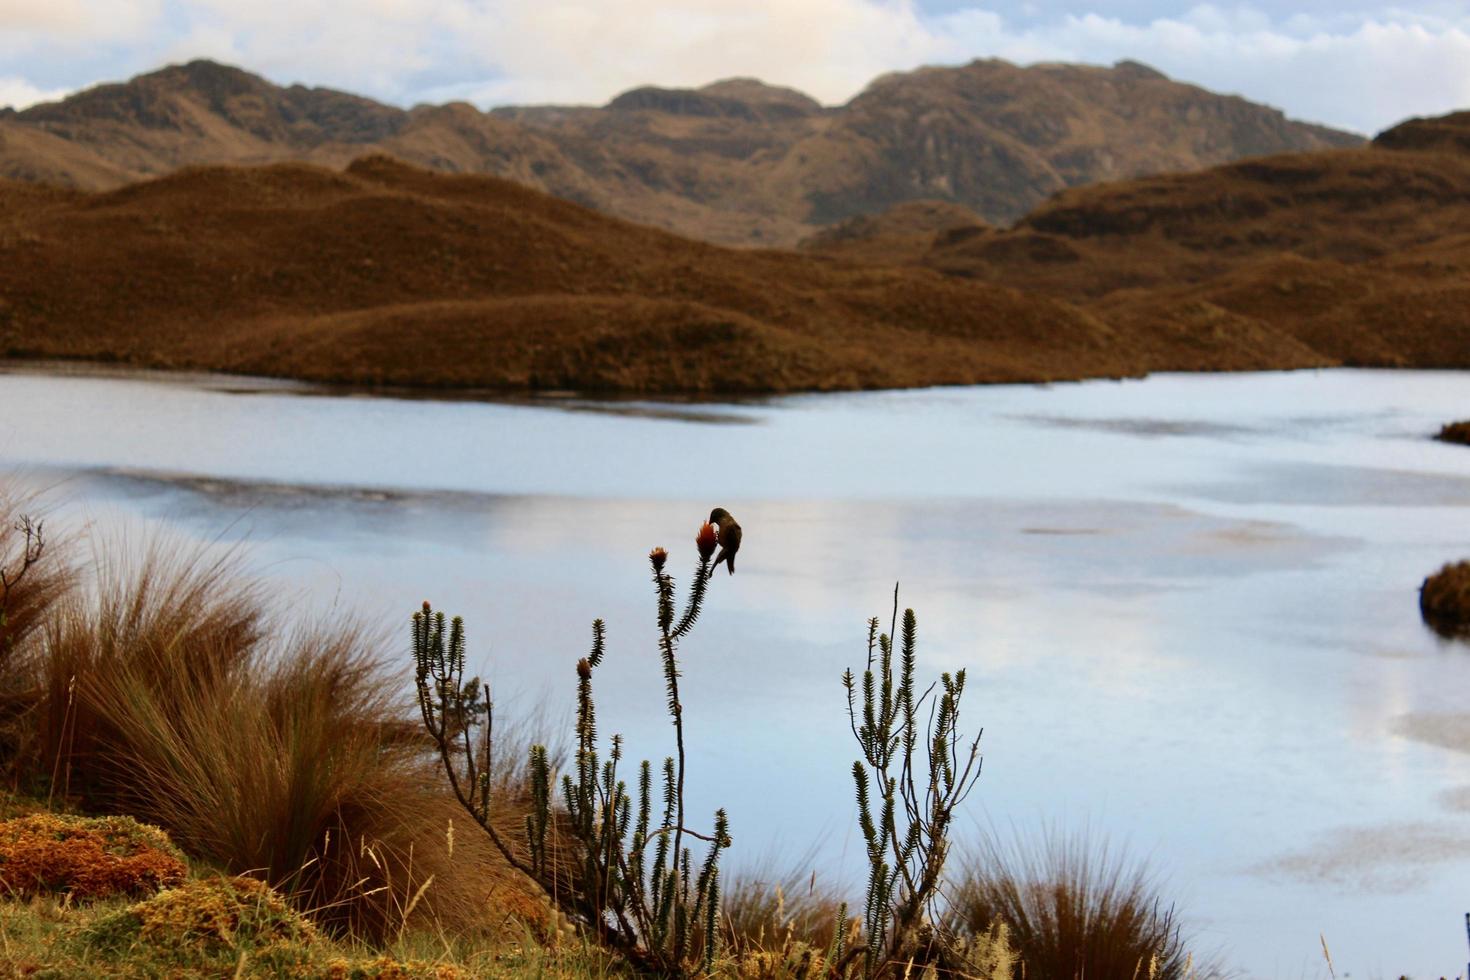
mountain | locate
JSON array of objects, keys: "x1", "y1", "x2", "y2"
[
  {"x1": 812, "y1": 112, "x2": 1470, "y2": 369},
  {"x1": 0, "y1": 154, "x2": 1360, "y2": 395},
  {"x1": 0, "y1": 58, "x2": 1361, "y2": 245}
]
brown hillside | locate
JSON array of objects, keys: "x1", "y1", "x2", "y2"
[
  {"x1": 0, "y1": 155, "x2": 1356, "y2": 394},
  {"x1": 890, "y1": 111, "x2": 1470, "y2": 369},
  {"x1": 799, "y1": 200, "x2": 990, "y2": 265},
  {"x1": 2, "y1": 58, "x2": 1360, "y2": 246}
]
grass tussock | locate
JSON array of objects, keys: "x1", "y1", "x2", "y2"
[
  {"x1": 0, "y1": 492, "x2": 75, "y2": 683},
  {"x1": 2, "y1": 532, "x2": 541, "y2": 943},
  {"x1": 1421, "y1": 560, "x2": 1470, "y2": 636},
  {"x1": 950, "y1": 832, "x2": 1209, "y2": 980},
  {"x1": 1436, "y1": 420, "x2": 1470, "y2": 446}
]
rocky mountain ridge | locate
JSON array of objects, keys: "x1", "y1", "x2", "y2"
[{"x1": 0, "y1": 58, "x2": 1361, "y2": 245}]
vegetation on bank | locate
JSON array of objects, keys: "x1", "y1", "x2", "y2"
[
  {"x1": 1421, "y1": 560, "x2": 1470, "y2": 637},
  {"x1": 1436, "y1": 420, "x2": 1470, "y2": 446},
  {"x1": 0, "y1": 485, "x2": 1210, "y2": 976}
]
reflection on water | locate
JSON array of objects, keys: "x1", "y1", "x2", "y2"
[{"x1": 4, "y1": 365, "x2": 1470, "y2": 977}]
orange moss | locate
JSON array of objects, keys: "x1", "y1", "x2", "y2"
[{"x1": 0, "y1": 813, "x2": 185, "y2": 901}]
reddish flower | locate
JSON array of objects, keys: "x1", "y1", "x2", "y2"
[
  {"x1": 696, "y1": 522, "x2": 719, "y2": 561},
  {"x1": 649, "y1": 547, "x2": 668, "y2": 572},
  {"x1": 576, "y1": 657, "x2": 592, "y2": 680}
]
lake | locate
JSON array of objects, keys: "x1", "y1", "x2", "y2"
[{"x1": 3, "y1": 362, "x2": 1470, "y2": 978}]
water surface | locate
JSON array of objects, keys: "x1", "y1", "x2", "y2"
[{"x1": 4, "y1": 363, "x2": 1470, "y2": 978}]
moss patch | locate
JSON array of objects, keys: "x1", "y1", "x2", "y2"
[
  {"x1": 80, "y1": 875, "x2": 314, "y2": 968},
  {"x1": 0, "y1": 813, "x2": 186, "y2": 901}
]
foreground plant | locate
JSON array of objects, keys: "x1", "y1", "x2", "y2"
[
  {"x1": 414, "y1": 521, "x2": 731, "y2": 975},
  {"x1": 843, "y1": 587, "x2": 983, "y2": 977},
  {"x1": 950, "y1": 831, "x2": 1203, "y2": 980}
]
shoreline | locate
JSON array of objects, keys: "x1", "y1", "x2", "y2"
[{"x1": 1, "y1": 353, "x2": 1427, "y2": 407}]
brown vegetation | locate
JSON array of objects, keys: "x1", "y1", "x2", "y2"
[
  {"x1": 0, "y1": 813, "x2": 186, "y2": 901},
  {"x1": 950, "y1": 833, "x2": 1203, "y2": 980},
  {"x1": 0, "y1": 515, "x2": 548, "y2": 942},
  {"x1": 807, "y1": 111, "x2": 1470, "y2": 376},
  {"x1": 1421, "y1": 561, "x2": 1470, "y2": 637},
  {"x1": 2, "y1": 58, "x2": 1359, "y2": 245},
  {"x1": 1437, "y1": 421, "x2": 1470, "y2": 446},
  {"x1": 6, "y1": 145, "x2": 1446, "y2": 395}
]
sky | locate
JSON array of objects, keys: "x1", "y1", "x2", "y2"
[{"x1": 1, "y1": 0, "x2": 1467, "y2": 135}]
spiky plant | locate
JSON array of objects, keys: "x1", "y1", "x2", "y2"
[
  {"x1": 842, "y1": 586, "x2": 983, "y2": 977},
  {"x1": 414, "y1": 523, "x2": 732, "y2": 975}
]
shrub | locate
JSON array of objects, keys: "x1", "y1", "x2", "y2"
[
  {"x1": 1435, "y1": 420, "x2": 1470, "y2": 446},
  {"x1": 1421, "y1": 560, "x2": 1470, "y2": 636},
  {"x1": 415, "y1": 526, "x2": 732, "y2": 975},
  {"x1": 949, "y1": 832, "x2": 1207, "y2": 980},
  {"x1": 842, "y1": 590, "x2": 983, "y2": 976},
  {"x1": 0, "y1": 812, "x2": 185, "y2": 901}
]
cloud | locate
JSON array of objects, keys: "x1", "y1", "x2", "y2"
[
  {"x1": 0, "y1": 1, "x2": 1467, "y2": 134},
  {"x1": 0, "y1": 77, "x2": 72, "y2": 111},
  {"x1": 931, "y1": 6, "x2": 1470, "y2": 132}
]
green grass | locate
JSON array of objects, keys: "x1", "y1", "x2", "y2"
[{"x1": 0, "y1": 883, "x2": 628, "y2": 979}]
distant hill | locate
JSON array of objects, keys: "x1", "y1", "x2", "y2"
[
  {"x1": 811, "y1": 112, "x2": 1470, "y2": 370},
  {"x1": 0, "y1": 58, "x2": 1361, "y2": 245},
  {"x1": 0, "y1": 154, "x2": 1375, "y2": 395}
]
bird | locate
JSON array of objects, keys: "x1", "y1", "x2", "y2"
[{"x1": 708, "y1": 507, "x2": 742, "y2": 577}]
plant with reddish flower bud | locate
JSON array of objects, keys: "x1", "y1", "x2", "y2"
[
  {"x1": 414, "y1": 518, "x2": 728, "y2": 977},
  {"x1": 695, "y1": 522, "x2": 718, "y2": 562}
]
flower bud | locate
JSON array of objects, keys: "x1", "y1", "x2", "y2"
[
  {"x1": 649, "y1": 547, "x2": 668, "y2": 572},
  {"x1": 576, "y1": 657, "x2": 592, "y2": 680},
  {"x1": 696, "y1": 521, "x2": 718, "y2": 561}
]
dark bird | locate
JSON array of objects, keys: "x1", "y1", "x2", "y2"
[{"x1": 709, "y1": 507, "x2": 742, "y2": 576}]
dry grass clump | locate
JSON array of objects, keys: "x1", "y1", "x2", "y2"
[
  {"x1": 1421, "y1": 560, "x2": 1470, "y2": 636},
  {"x1": 3, "y1": 535, "x2": 536, "y2": 942},
  {"x1": 0, "y1": 492, "x2": 75, "y2": 721},
  {"x1": 22, "y1": 544, "x2": 263, "y2": 805},
  {"x1": 0, "y1": 813, "x2": 185, "y2": 901},
  {"x1": 1436, "y1": 421, "x2": 1470, "y2": 446},
  {"x1": 950, "y1": 833, "x2": 1206, "y2": 980},
  {"x1": 80, "y1": 875, "x2": 317, "y2": 972},
  {"x1": 721, "y1": 869, "x2": 849, "y2": 979}
]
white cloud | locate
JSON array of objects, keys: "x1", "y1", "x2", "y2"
[
  {"x1": 0, "y1": 77, "x2": 72, "y2": 110},
  {"x1": 0, "y1": 0, "x2": 161, "y2": 38},
  {"x1": 0, "y1": 1, "x2": 1467, "y2": 134},
  {"x1": 933, "y1": 6, "x2": 1470, "y2": 132}
]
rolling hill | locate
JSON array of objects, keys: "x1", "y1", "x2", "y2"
[
  {"x1": 800, "y1": 110, "x2": 1470, "y2": 371},
  {"x1": 0, "y1": 155, "x2": 1357, "y2": 394}
]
